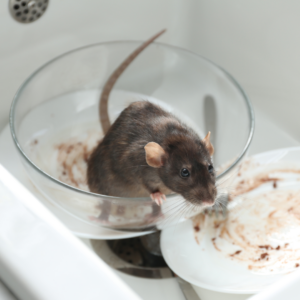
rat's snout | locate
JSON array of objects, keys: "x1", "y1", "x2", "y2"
[
  {"x1": 200, "y1": 184, "x2": 217, "y2": 207},
  {"x1": 202, "y1": 198, "x2": 215, "y2": 207},
  {"x1": 183, "y1": 185, "x2": 216, "y2": 207}
]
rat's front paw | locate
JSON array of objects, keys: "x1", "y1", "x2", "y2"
[{"x1": 150, "y1": 192, "x2": 166, "y2": 206}]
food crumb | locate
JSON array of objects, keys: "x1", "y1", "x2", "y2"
[
  {"x1": 214, "y1": 221, "x2": 221, "y2": 229},
  {"x1": 273, "y1": 181, "x2": 277, "y2": 188},
  {"x1": 259, "y1": 245, "x2": 273, "y2": 250},
  {"x1": 211, "y1": 237, "x2": 221, "y2": 251},
  {"x1": 194, "y1": 225, "x2": 200, "y2": 232},
  {"x1": 260, "y1": 253, "x2": 269, "y2": 260},
  {"x1": 276, "y1": 245, "x2": 280, "y2": 250},
  {"x1": 230, "y1": 250, "x2": 242, "y2": 257},
  {"x1": 296, "y1": 264, "x2": 299, "y2": 268}
]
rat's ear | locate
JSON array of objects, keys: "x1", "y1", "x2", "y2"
[
  {"x1": 144, "y1": 142, "x2": 166, "y2": 168},
  {"x1": 203, "y1": 132, "x2": 214, "y2": 156}
]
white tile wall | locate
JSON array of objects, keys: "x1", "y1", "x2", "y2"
[
  {"x1": 181, "y1": 0, "x2": 300, "y2": 141},
  {"x1": 1, "y1": 0, "x2": 300, "y2": 142},
  {"x1": 0, "y1": 0, "x2": 175, "y2": 130}
]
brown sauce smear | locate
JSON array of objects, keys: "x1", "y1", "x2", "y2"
[
  {"x1": 192, "y1": 158, "x2": 300, "y2": 273},
  {"x1": 230, "y1": 250, "x2": 242, "y2": 257}
]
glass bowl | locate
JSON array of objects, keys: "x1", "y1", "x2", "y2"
[{"x1": 10, "y1": 40, "x2": 254, "y2": 232}]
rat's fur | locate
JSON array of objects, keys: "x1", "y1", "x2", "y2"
[
  {"x1": 88, "y1": 101, "x2": 216, "y2": 204},
  {"x1": 87, "y1": 29, "x2": 216, "y2": 223}
]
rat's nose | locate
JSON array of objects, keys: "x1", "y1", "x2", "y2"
[{"x1": 202, "y1": 199, "x2": 215, "y2": 207}]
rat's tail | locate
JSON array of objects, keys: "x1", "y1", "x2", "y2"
[{"x1": 99, "y1": 29, "x2": 166, "y2": 135}]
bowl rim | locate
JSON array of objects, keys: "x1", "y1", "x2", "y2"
[{"x1": 9, "y1": 39, "x2": 255, "y2": 202}]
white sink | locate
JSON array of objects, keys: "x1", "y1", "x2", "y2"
[{"x1": 1, "y1": 1, "x2": 300, "y2": 299}]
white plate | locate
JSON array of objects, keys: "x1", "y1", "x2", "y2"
[
  {"x1": 0, "y1": 124, "x2": 151, "y2": 239},
  {"x1": 161, "y1": 147, "x2": 300, "y2": 294}
]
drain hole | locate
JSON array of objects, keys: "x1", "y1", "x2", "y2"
[
  {"x1": 10, "y1": 0, "x2": 48, "y2": 23},
  {"x1": 90, "y1": 239, "x2": 172, "y2": 279},
  {"x1": 107, "y1": 237, "x2": 167, "y2": 268}
]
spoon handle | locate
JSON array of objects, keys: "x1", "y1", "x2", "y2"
[{"x1": 204, "y1": 95, "x2": 217, "y2": 164}]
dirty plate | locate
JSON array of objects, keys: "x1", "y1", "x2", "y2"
[{"x1": 161, "y1": 147, "x2": 300, "y2": 294}]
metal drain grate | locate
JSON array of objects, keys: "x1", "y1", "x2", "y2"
[
  {"x1": 9, "y1": 0, "x2": 48, "y2": 24},
  {"x1": 107, "y1": 238, "x2": 144, "y2": 266},
  {"x1": 91, "y1": 236, "x2": 172, "y2": 279},
  {"x1": 107, "y1": 233, "x2": 167, "y2": 269}
]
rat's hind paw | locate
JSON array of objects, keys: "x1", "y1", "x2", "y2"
[{"x1": 150, "y1": 192, "x2": 166, "y2": 206}]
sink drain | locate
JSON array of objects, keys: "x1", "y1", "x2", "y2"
[
  {"x1": 107, "y1": 235, "x2": 167, "y2": 269},
  {"x1": 90, "y1": 234, "x2": 202, "y2": 299},
  {"x1": 90, "y1": 233, "x2": 173, "y2": 279},
  {"x1": 9, "y1": 0, "x2": 49, "y2": 23}
]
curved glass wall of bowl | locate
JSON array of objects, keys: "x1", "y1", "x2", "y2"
[{"x1": 10, "y1": 41, "x2": 254, "y2": 232}]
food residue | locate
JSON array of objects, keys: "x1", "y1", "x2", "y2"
[
  {"x1": 259, "y1": 245, "x2": 273, "y2": 250},
  {"x1": 51, "y1": 132, "x2": 102, "y2": 190},
  {"x1": 192, "y1": 158, "x2": 300, "y2": 274},
  {"x1": 194, "y1": 225, "x2": 200, "y2": 232},
  {"x1": 231, "y1": 176, "x2": 281, "y2": 198},
  {"x1": 260, "y1": 253, "x2": 269, "y2": 260},
  {"x1": 230, "y1": 250, "x2": 242, "y2": 257}
]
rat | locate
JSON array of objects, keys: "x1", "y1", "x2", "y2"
[{"x1": 87, "y1": 29, "x2": 217, "y2": 221}]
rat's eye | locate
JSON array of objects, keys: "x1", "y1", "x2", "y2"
[
  {"x1": 208, "y1": 164, "x2": 214, "y2": 173},
  {"x1": 180, "y1": 168, "x2": 190, "y2": 178}
]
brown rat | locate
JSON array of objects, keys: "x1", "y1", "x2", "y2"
[{"x1": 87, "y1": 30, "x2": 216, "y2": 218}]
